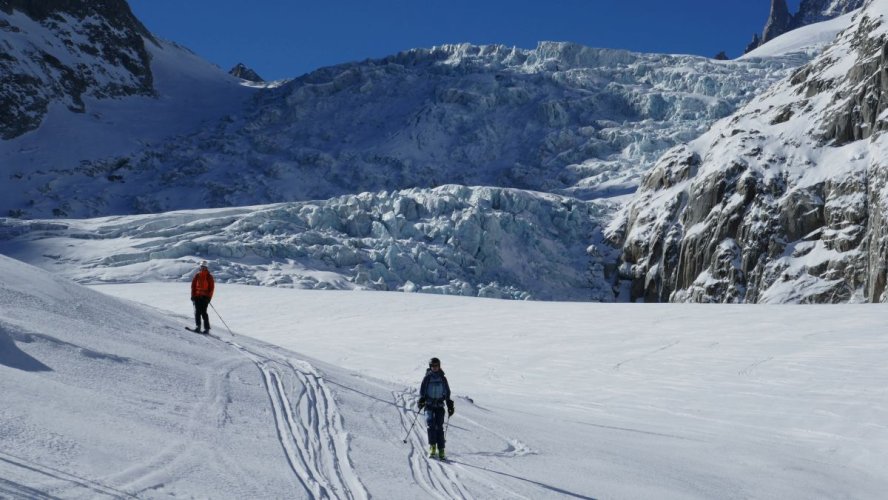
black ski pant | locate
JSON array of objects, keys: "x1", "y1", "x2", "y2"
[
  {"x1": 425, "y1": 406, "x2": 446, "y2": 449},
  {"x1": 193, "y1": 296, "x2": 211, "y2": 330}
]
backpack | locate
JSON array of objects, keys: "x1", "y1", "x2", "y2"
[{"x1": 425, "y1": 373, "x2": 445, "y2": 401}]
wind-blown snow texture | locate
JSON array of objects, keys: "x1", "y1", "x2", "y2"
[{"x1": 612, "y1": 0, "x2": 888, "y2": 303}]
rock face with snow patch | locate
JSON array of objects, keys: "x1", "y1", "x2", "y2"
[
  {"x1": 612, "y1": 1, "x2": 888, "y2": 303},
  {"x1": 748, "y1": 0, "x2": 866, "y2": 52},
  {"x1": 0, "y1": 0, "x2": 156, "y2": 139}
]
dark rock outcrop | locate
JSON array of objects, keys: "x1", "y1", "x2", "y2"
[
  {"x1": 230, "y1": 63, "x2": 264, "y2": 82},
  {"x1": 746, "y1": 0, "x2": 866, "y2": 53},
  {"x1": 762, "y1": 0, "x2": 794, "y2": 45},
  {"x1": 0, "y1": 0, "x2": 156, "y2": 139}
]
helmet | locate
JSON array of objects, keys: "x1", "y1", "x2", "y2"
[
  {"x1": 428, "y1": 357, "x2": 441, "y2": 367},
  {"x1": 199, "y1": 260, "x2": 208, "y2": 268}
]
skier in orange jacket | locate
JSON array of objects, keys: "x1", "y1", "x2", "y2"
[{"x1": 191, "y1": 260, "x2": 215, "y2": 333}]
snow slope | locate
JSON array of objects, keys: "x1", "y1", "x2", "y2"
[
  {"x1": 0, "y1": 37, "x2": 257, "y2": 172},
  {"x1": 741, "y1": 10, "x2": 855, "y2": 59},
  {"x1": 0, "y1": 0, "x2": 258, "y2": 218},
  {"x1": 3, "y1": 253, "x2": 887, "y2": 498}
]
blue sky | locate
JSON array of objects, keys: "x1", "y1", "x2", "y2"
[{"x1": 129, "y1": 1, "x2": 803, "y2": 81}]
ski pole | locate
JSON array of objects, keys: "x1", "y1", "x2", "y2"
[
  {"x1": 443, "y1": 412, "x2": 450, "y2": 441},
  {"x1": 402, "y1": 409, "x2": 422, "y2": 443},
  {"x1": 209, "y1": 302, "x2": 235, "y2": 337}
]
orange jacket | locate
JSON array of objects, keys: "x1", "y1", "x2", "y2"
[{"x1": 191, "y1": 269, "x2": 215, "y2": 299}]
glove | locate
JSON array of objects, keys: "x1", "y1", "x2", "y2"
[
  {"x1": 446, "y1": 399, "x2": 454, "y2": 417},
  {"x1": 191, "y1": 297, "x2": 196, "y2": 303},
  {"x1": 417, "y1": 397, "x2": 426, "y2": 410}
]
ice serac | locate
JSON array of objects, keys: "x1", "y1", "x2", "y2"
[
  {"x1": 0, "y1": 0, "x2": 156, "y2": 139},
  {"x1": 0, "y1": 186, "x2": 618, "y2": 301},
  {"x1": 612, "y1": 0, "x2": 888, "y2": 304}
]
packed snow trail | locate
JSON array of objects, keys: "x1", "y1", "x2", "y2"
[
  {"x1": 168, "y1": 327, "x2": 370, "y2": 500},
  {"x1": 0, "y1": 449, "x2": 137, "y2": 499}
]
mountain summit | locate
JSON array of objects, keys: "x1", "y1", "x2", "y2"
[
  {"x1": 746, "y1": 0, "x2": 865, "y2": 52},
  {"x1": 229, "y1": 63, "x2": 264, "y2": 82}
]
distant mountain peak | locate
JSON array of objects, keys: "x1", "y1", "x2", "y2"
[
  {"x1": 746, "y1": 0, "x2": 866, "y2": 53},
  {"x1": 762, "y1": 0, "x2": 793, "y2": 43},
  {"x1": 229, "y1": 63, "x2": 264, "y2": 82}
]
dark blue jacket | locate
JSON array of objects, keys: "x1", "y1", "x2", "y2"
[{"x1": 420, "y1": 369, "x2": 451, "y2": 407}]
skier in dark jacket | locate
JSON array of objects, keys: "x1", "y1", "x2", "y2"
[
  {"x1": 190, "y1": 260, "x2": 215, "y2": 333},
  {"x1": 418, "y1": 357, "x2": 454, "y2": 460}
]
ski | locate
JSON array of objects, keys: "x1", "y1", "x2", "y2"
[{"x1": 185, "y1": 327, "x2": 209, "y2": 335}]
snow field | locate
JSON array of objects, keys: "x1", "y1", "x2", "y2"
[{"x1": 97, "y1": 282, "x2": 888, "y2": 499}]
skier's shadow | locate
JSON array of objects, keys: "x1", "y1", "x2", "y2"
[
  {"x1": 0, "y1": 327, "x2": 51, "y2": 372},
  {"x1": 447, "y1": 459, "x2": 597, "y2": 500}
]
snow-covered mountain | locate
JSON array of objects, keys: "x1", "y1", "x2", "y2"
[
  {"x1": 1, "y1": 0, "x2": 875, "y2": 304},
  {"x1": 2, "y1": 16, "x2": 818, "y2": 218},
  {"x1": 0, "y1": 0, "x2": 155, "y2": 139},
  {"x1": 0, "y1": 0, "x2": 258, "y2": 217},
  {"x1": 612, "y1": 0, "x2": 888, "y2": 303}
]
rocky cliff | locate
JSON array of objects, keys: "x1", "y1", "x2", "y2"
[
  {"x1": 612, "y1": 0, "x2": 888, "y2": 303},
  {"x1": 229, "y1": 62, "x2": 264, "y2": 82},
  {"x1": 0, "y1": 0, "x2": 156, "y2": 139},
  {"x1": 747, "y1": 0, "x2": 865, "y2": 52}
]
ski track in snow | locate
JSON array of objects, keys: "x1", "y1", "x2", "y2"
[
  {"x1": 393, "y1": 391, "x2": 536, "y2": 500},
  {"x1": 220, "y1": 335, "x2": 368, "y2": 500},
  {"x1": 395, "y1": 391, "x2": 474, "y2": 500},
  {"x1": 738, "y1": 356, "x2": 774, "y2": 376},
  {"x1": 94, "y1": 348, "x2": 240, "y2": 495},
  {"x1": 0, "y1": 450, "x2": 136, "y2": 499},
  {"x1": 612, "y1": 340, "x2": 681, "y2": 371},
  {"x1": 66, "y1": 325, "x2": 370, "y2": 499}
]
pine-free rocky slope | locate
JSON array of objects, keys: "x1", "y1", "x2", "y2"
[{"x1": 612, "y1": 0, "x2": 888, "y2": 303}]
